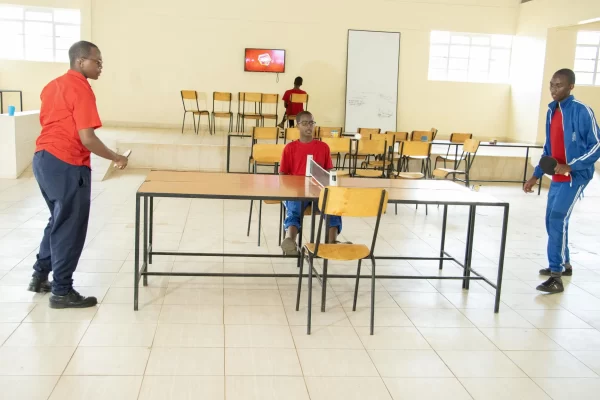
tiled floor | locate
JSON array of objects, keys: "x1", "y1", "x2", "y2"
[{"x1": 0, "y1": 164, "x2": 599, "y2": 399}]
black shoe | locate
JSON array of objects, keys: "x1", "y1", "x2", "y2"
[
  {"x1": 539, "y1": 268, "x2": 572, "y2": 276},
  {"x1": 27, "y1": 276, "x2": 52, "y2": 293},
  {"x1": 49, "y1": 289, "x2": 98, "y2": 309},
  {"x1": 536, "y1": 276, "x2": 564, "y2": 294}
]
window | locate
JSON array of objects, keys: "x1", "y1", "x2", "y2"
[
  {"x1": 574, "y1": 31, "x2": 600, "y2": 86},
  {"x1": 428, "y1": 31, "x2": 512, "y2": 83},
  {"x1": 0, "y1": 4, "x2": 80, "y2": 62}
]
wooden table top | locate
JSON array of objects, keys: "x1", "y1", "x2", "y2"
[{"x1": 139, "y1": 171, "x2": 506, "y2": 206}]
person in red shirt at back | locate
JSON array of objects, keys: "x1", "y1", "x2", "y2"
[
  {"x1": 28, "y1": 41, "x2": 128, "y2": 309},
  {"x1": 279, "y1": 111, "x2": 342, "y2": 255},
  {"x1": 278, "y1": 76, "x2": 307, "y2": 129}
]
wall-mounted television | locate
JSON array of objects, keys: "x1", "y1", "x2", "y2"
[{"x1": 244, "y1": 48, "x2": 286, "y2": 73}]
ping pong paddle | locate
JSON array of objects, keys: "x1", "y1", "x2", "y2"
[
  {"x1": 114, "y1": 149, "x2": 132, "y2": 168},
  {"x1": 540, "y1": 156, "x2": 569, "y2": 176}
]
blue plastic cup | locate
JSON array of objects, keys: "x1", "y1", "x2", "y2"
[{"x1": 8, "y1": 105, "x2": 15, "y2": 116}]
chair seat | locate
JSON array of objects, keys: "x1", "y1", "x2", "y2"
[
  {"x1": 264, "y1": 200, "x2": 280, "y2": 205},
  {"x1": 191, "y1": 110, "x2": 210, "y2": 114},
  {"x1": 261, "y1": 114, "x2": 278, "y2": 118},
  {"x1": 213, "y1": 112, "x2": 232, "y2": 117},
  {"x1": 334, "y1": 170, "x2": 350, "y2": 176},
  {"x1": 407, "y1": 155, "x2": 429, "y2": 160},
  {"x1": 305, "y1": 243, "x2": 370, "y2": 261},
  {"x1": 433, "y1": 168, "x2": 466, "y2": 178},
  {"x1": 354, "y1": 169, "x2": 384, "y2": 178},
  {"x1": 394, "y1": 172, "x2": 424, "y2": 179}
]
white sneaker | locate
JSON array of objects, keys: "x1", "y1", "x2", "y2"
[{"x1": 281, "y1": 237, "x2": 299, "y2": 256}]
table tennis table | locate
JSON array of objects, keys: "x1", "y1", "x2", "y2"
[{"x1": 134, "y1": 171, "x2": 509, "y2": 316}]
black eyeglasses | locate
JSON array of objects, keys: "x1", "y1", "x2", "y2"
[
  {"x1": 299, "y1": 121, "x2": 316, "y2": 127},
  {"x1": 83, "y1": 58, "x2": 103, "y2": 67}
]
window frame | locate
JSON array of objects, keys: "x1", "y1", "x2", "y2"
[
  {"x1": 574, "y1": 31, "x2": 600, "y2": 87},
  {"x1": 0, "y1": 4, "x2": 81, "y2": 63},
  {"x1": 427, "y1": 30, "x2": 513, "y2": 84}
]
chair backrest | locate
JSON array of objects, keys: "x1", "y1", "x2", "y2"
[
  {"x1": 358, "y1": 128, "x2": 381, "y2": 135},
  {"x1": 386, "y1": 131, "x2": 408, "y2": 141},
  {"x1": 463, "y1": 138, "x2": 480, "y2": 153},
  {"x1": 261, "y1": 93, "x2": 278, "y2": 104},
  {"x1": 181, "y1": 90, "x2": 199, "y2": 112},
  {"x1": 321, "y1": 137, "x2": 351, "y2": 154},
  {"x1": 319, "y1": 187, "x2": 388, "y2": 217},
  {"x1": 357, "y1": 138, "x2": 387, "y2": 156},
  {"x1": 450, "y1": 133, "x2": 473, "y2": 143},
  {"x1": 410, "y1": 130, "x2": 434, "y2": 142},
  {"x1": 213, "y1": 92, "x2": 232, "y2": 112},
  {"x1": 290, "y1": 93, "x2": 308, "y2": 104},
  {"x1": 244, "y1": 92, "x2": 262, "y2": 103},
  {"x1": 402, "y1": 140, "x2": 432, "y2": 157},
  {"x1": 252, "y1": 143, "x2": 285, "y2": 165},
  {"x1": 317, "y1": 127, "x2": 343, "y2": 138},
  {"x1": 371, "y1": 133, "x2": 397, "y2": 146},
  {"x1": 252, "y1": 126, "x2": 279, "y2": 141},
  {"x1": 285, "y1": 127, "x2": 300, "y2": 142}
]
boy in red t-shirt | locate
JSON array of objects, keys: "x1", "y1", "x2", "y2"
[
  {"x1": 279, "y1": 111, "x2": 342, "y2": 255},
  {"x1": 278, "y1": 76, "x2": 307, "y2": 129}
]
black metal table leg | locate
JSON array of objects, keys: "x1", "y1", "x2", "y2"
[
  {"x1": 495, "y1": 205, "x2": 509, "y2": 312},
  {"x1": 523, "y1": 146, "x2": 530, "y2": 184},
  {"x1": 143, "y1": 195, "x2": 148, "y2": 287},
  {"x1": 463, "y1": 206, "x2": 476, "y2": 289},
  {"x1": 149, "y1": 196, "x2": 154, "y2": 265},
  {"x1": 464, "y1": 206, "x2": 476, "y2": 290},
  {"x1": 134, "y1": 194, "x2": 141, "y2": 310},
  {"x1": 439, "y1": 205, "x2": 448, "y2": 270}
]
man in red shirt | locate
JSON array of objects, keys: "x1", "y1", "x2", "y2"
[
  {"x1": 28, "y1": 41, "x2": 128, "y2": 309},
  {"x1": 278, "y1": 77, "x2": 306, "y2": 129},
  {"x1": 279, "y1": 111, "x2": 342, "y2": 255}
]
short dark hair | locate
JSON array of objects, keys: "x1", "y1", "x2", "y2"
[
  {"x1": 296, "y1": 110, "x2": 312, "y2": 122},
  {"x1": 554, "y1": 68, "x2": 576, "y2": 85},
  {"x1": 294, "y1": 76, "x2": 303, "y2": 86},
  {"x1": 69, "y1": 41, "x2": 99, "y2": 67}
]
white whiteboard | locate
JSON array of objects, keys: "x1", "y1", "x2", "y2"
[{"x1": 344, "y1": 30, "x2": 400, "y2": 133}]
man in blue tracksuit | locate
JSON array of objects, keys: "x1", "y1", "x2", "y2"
[{"x1": 524, "y1": 69, "x2": 600, "y2": 294}]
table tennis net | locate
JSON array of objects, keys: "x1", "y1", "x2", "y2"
[{"x1": 309, "y1": 158, "x2": 338, "y2": 187}]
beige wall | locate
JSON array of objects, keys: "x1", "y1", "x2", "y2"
[
  {"x1": 1, "y1": 0, "x2": 518, "y2": 140},
  {"x1": 509, "y1": 0, "x2": 600, "y2": 143}
]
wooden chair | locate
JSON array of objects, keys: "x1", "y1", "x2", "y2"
[
  {"x1": 398, "y1": 140, "x2": 432, "y2": 178},
  {"x1": 352, "y1": 139, "x2": 387, "y2": 178},
  {"x1": 248, "y1": 127, "x2": 279, "y2": 173},
  {"x1": 246, "y1": 143, "x2": 285, "y2": 247},
  {"x1": 321, "y1": 137, "x2": 352, "y2": 170},
  {"x1": 385, "y1": 131, "x2": 408, "y2": 141},
  {"x1": 211, "y1": 92, "x2": 233, "y2": 134},
  {"x1": 296, "y1": 186, "x2": 388, "y2": 335},
  {"x1": 367, "y1": 133, "x2": 398, "y2": 174},
  {"x1": 180, "y1": 90, "x2": 211, "y2": 134},
  {"x1": 431, "y1": 127, "x2": 439, "y2": 140},
  {"x1": 410, "y1": 130, "x2": 434, "y2": 142},
  {"x1": 433, "y1": 139, "x2": 480, "y2": 187},
  {"x1": 260, "y1": 94, "x2": 279, "y2": 127},
  {"x1": 287, "y1": 93, "x2": 309, "y2": 124},
  {"x1": 435, "y1": 133, "x2": 473, "y2": 169},
  {"x1": 358, "y1": 128, "x2": 381, "y2": 136},
  {"x1": 316, "y1": 126, "x2": 343, "y2": 138},
  {"x1": 237, "y1": 92, "x2": 262, "y2": 132},
  {"x1": 284, "y1": 127, "x2": 300, "y2": 143}
]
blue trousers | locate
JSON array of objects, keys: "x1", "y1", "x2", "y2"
[
  {"x1": 283, "y1": 201, "x2": 342, "y2": 233},
  {"x1": 546, "y1": 181, "x2": 586, "y2": 273},
  {"x1": 32, "y1": 151, "x2": 91, "y2": 295}
]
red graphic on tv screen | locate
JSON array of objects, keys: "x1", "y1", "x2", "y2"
[{"x1": 245, "y1": 49, "x2": 285, "y2": 73}]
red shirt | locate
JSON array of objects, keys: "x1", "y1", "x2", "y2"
[
  {"x1": 280, "y1": 140, "x2": 333, "y2": 176},
  {"x1": 550, "y1": 107, "x2": 570, "y2": 183},
  {"x1": 36, "y1": 70, "x2": 102, "y2": 167},
  {"x1": 282, "y1": 88, "x2": 306, "y2": 116}
]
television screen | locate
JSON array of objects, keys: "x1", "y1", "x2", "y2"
[{"x1": 245, "y1": 48, "x2": 285, "y2": 73}]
